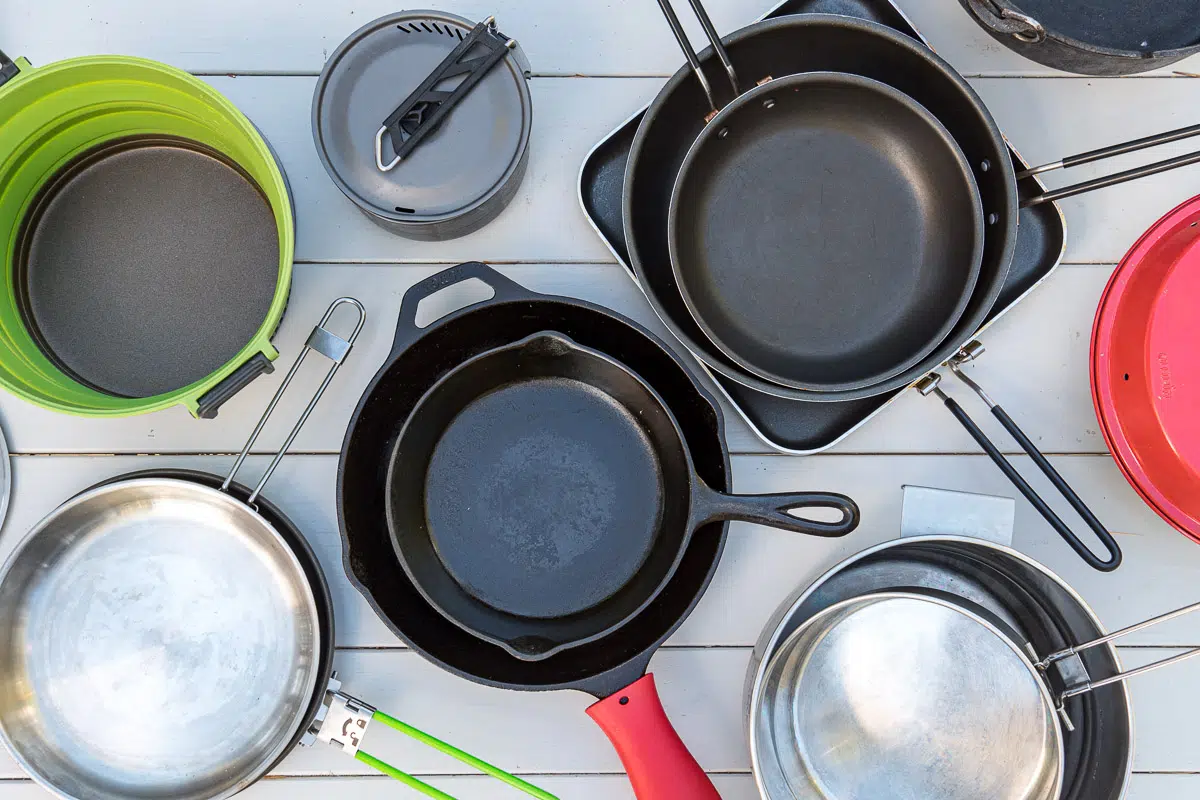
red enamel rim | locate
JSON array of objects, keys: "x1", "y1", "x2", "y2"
[{"x1": 1091, "y1": 194, "x2": 1200, "y2": 541}]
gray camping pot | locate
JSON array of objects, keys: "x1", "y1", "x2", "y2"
[
  {"x1": 957, "y1": 0, "x2": 1200, "y2": 76},
  {"x1": 312, "y1": 11, "x2": 533, "y2": 240}
]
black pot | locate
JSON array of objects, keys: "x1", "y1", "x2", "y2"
[{"x1": 958, "y1": 0, "x2": 1200, "y2": 76}]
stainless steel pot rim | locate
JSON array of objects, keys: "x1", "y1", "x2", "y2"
[
  {"x1": 753, "y1": 589, "x2": 1065, "y2": 800},
  {"x1": 0, "y1": 479, "x2": 324, "y2": 796}
]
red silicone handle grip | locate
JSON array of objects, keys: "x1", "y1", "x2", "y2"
[{"x1": 586, "y1": 673, "x2": 720, "y2": 800}]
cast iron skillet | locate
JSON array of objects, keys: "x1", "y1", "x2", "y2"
[
  {"x1": 385, "y1": 330, "x2": 857, "y2": 661},
  {"x1": 656, "y1": 0, "x2": 983, "y2": 392},
  {"x1": 340, "y1": 262, "x2": 741, "y2": 800}
]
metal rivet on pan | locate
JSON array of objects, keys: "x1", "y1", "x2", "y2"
[
  {"x1": 619, "y1": 697, "x2": 630, "y2": 705},
  {"x1": 987, "y1": 213, "x2": 999, "y2": 225},
  {"x1": 763, "y1": 98, "x2": 776, "y2": 109},
  {"x1": 718, "y1": 128, "x2": 730, "y2": 139},
  {"x1": 980, "y1": 159, "x2": 991, "y2": 172}
]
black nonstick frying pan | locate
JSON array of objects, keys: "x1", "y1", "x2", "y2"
[
  {"x1": 656, "y1": 0, "x2": 983, "y2": 392},
  {"x1": 340, "y1": 261, "x2": 742, "y2": 799},
  {"x1": 385, "y1": 330, "x2": 858, "y2": 662}
]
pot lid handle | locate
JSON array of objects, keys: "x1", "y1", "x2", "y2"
[
  {"x1": 222, "y1": 297, "x2": 366, "y2": 504},
  {"x1": 375, "y1": 16, "x2": 517, "y2": 172}
]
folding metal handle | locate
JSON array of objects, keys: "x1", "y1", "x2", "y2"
[
  {"x1": 654, "y1": 0, "x2": 740, "y2": 115},
  {"x1": 375, "y1": 17, "x2": 516, "y2": 171},
  {"x1": 310, "y1": 677, "x2": 558, "y2": 800},
  {"x1": 222, "y1": 297, "x2": 366, "y2": 504},
  {"x1": 1021, "y1": 123, "x2": 1200, "y2": 206},
  {"x1": 1038, "y1": 600, "x2": 1200, "y2": 712},
  {"x1": 917, "y1": 343, "x2": 1121, "y2": 572}
]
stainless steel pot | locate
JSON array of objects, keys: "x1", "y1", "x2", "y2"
[{"x1": 745, "y1": 534, "x2": 1135, "y2": 800}]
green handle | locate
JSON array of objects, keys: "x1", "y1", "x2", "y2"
[{"x1": 362, "y1": 710, "x2": 559, "y2": 800}]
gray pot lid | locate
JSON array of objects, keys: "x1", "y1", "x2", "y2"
[{"x1": 312, "y1": 11, "x2": 532, "y2": 226}]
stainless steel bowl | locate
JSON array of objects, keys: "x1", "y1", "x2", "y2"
[
  {"x1": 0, "y1": 478, "x2": 321, "y2": 800},
  {"x1": 754, "y1": 591, "x2": 1062, "y2": 800}
]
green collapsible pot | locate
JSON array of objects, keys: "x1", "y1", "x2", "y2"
[{"x1": 0, "y1": 50, "x2": 293, "y2": 418}]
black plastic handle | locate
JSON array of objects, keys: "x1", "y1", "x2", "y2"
[
  {"x1": 390, "y1": 261, "x2": 533, "y2": 356},
  {"x1": 195, "y1": 353, "x2": 275, "y2": 419},
  {"x1": 937, "y1": 395, "x2": 1121, "y2": 572},
  {"x1": 1020, "y1": 123, "x2": 1200, "y2": 206},
  {"x1": 690, "y1": 483, "x2": 860, "y2": 538},
  {"x1": 0, "y1": 50, "x2": 20, "y2": 88}
]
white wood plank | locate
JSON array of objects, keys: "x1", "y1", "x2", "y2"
[
  {"x1": 0, "y1": 772, "x2": 1188, "y2": 799},
  {"x1": 0, "y1": 262, "x2": 1123, "y2": 456},
  {"x1": 4, "y1": 453, "x2": 1199, "y2": 651},
  {"x1": 7, "y1": 0, "x2": 1197, "y2": 78}
]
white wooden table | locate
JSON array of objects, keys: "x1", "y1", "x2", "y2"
[{"x1": 2, "y1": 1, "x2": 1200, "y2": 797}]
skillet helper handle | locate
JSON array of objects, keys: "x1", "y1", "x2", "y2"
[
  {"x1": 587, "y1": 674, "x2": 720, "y2": 800},
  {"x1": 222, "y1": 297, "x2": 367, "y2": 505},
  {"x1": 918, "y1": 360, "x2": 1121, "y2": 572},
  {"x1": 1020, "y1": 123, "x2": 1200, "y2": 205},
  {"x1": 1040, "y1": 599, "x2": 1200, "y2": 704},
  {"x1": 314, "y1": 690, "x2": 558, "y2": 799},
  {"x1": 692, "y1": 483, "x2": 859, "y2": 537},
  {"x1": 391, "y1": 261, "x2": 532, "y2": 355}
]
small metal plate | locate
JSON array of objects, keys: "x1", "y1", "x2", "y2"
[
  {"x1": 900, "y1": 485, "x2": 1015, "y2": 545},
  {"x1": 0, "y1": 478, "x2": 321, "y2": 800},
  {"x1": 757, "y1": 593, "x2": 1062, "y2": 800}
]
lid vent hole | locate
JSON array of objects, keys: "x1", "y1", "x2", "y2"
[
  {"x1": 395, "y1": 206, "x2": 416, "y2": 214},
  {"x1": 420, "y1": 21, "x2": 432, "y2": 32}
]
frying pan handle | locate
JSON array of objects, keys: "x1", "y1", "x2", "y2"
[
  {"x1": 917, "y1": 358, "x2": 1121, "y2": 572},
  {"x1": 654, "y1": 0, "x2": 739, "y2": 114},
  {"x1": 587, "y1": 674, "x2": 720, "y2": 800},
  {"x1": 391, "y1": 262, "x2": 534, "y2": 356},
  {"x1": 960, "y1": 0, "x2": 1046, "y2": 43},
  {"x1": 1020, "y1": 123, "x2": 1200, "y2": 206},
  {"x1": 691, "y1": 482, "x2": 860, "y2": 538}
]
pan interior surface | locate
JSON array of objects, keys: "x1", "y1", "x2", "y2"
[
  {"x1": 15, "y1": 136, "x2": 280, "y2": 398},
  {"x1": 424, "y1": 375, "x2": 664, "y2": 619},
  {"x1": 671, "y1": 75, "x2": 981, "y2": 390},
  {"x1": 1016, "y1": 0, "x2": 1200, "y2": 52},
  {"x1": 0, "y1": 479, "x2": 320, "y2": 800},
  {"x1": 759, "y1": 594, "x2": 1061, "y2": 799}
]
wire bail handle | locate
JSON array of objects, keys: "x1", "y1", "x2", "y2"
[{"x1": 222, "y1": 297, "x2": 367, "y2": 504}]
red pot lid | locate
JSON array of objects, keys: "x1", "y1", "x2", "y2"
[{"x1": 1091, "y1": 195, "x2": 1200, "y2": 541}]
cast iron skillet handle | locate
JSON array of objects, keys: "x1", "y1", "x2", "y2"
[
  {"x1": 691, "y1": 481, "x2": 859, "y2": 538},
  {"x1": 917, "y1": 348, "x2": 1121, "y2": 572},
  {"x1": 960, "y1": 0, "x2": 1046, "y2": 43},
  {"x1": 587, "y1": 674, "x2": 721, "y2": 800},
  {"x1": 1021, "y1": 123, "x2": 1200, "y2": 206},
  {"x1": 391, "y1": 261, "x2": 533, "y2": 356}
]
